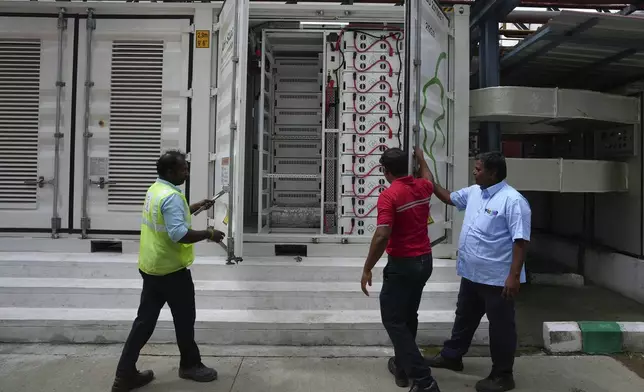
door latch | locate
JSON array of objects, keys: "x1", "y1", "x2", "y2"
[
  {"x1": 24, "y1": 176, "x2": 53, "y2": 188},
  {"x1": 90, "y1": 177, "x2": 116, "y2": 189}
]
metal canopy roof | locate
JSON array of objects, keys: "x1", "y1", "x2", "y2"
[{"x1": 500, "y1": 11, "x2": 644, "y2": 96}]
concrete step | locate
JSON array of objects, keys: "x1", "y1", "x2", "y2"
[
  {"x1": 0, "y1": 253, "x2": 460, "y2": 282},
  {"x1": 0, "y1": 278, "x2": 461, "y2": 311},
  {"x1": 0, "y1": 308, "x2": 489, "y2": 346}
]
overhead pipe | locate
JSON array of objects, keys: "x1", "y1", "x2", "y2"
[
  {"x1": 252, "y1": 0, "x2": 630, "y2": 9},
  {"x1": 504, "y1": 10, "x2": 561, "y2": 23}
]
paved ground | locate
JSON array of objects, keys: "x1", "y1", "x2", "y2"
[{"x1": 1, "y1": 345, "x2": 644, "y2": 392}]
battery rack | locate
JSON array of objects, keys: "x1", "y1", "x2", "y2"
[
  {"x1": 258, "y1": 31, "x2": 324, "y2": 233},
  {"x1": 331, "y1": 28, "x2": 405, "y2": 237}
]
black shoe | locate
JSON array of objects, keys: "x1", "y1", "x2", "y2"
[
  {"x1": 111, "y1": 370, "x2": 154, "y2": 392},
  {"x1": 179, "y1": 362, "x2": 218, "y2": 382},
  {"x1": 425, "y1": 354, "x2": 464, "y2": 372},
  {"x1": 410, "y1": 380, "x2": 441, "y2": 392},
  {"x1": 475, "y1": 374, "x2": 516, "y2": 392},
  {"x1": 388, "y1": 357, "x2": 410, "y2": 388}
]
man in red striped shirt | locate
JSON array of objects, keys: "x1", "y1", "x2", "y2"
[{"x1": 361, "y1": 147, "x2": 439, "y2": 392}]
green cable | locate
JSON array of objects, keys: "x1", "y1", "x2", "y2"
[{"x1": 419, "y1": 51, "x2": 447, "y2": 186}]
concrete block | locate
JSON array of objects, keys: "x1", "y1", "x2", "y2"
[
  {"x1": 578, "y1": 321, "x2": 623, "y2": 354},
  {"x1": 530, "y1": 273, "x2": 584, "y2": 288},
  {"x1": 618, "y1": 322, "x2": 644, "y2": 353},
  {"x1": 543, "y1": 322, "x2": 582, "y2": 353}
]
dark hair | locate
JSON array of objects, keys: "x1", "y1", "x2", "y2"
[
  {"x1": 476, "y1": 151, "x2": 507, "y2": 181},
  {"x1": 156, "y1": 150, "x2": 186, "y2": 177},
  {"x1": 379, "y1": 148, "x2": 408, "y2": 177}
]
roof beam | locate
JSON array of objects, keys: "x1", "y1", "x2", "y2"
[
  {"x1": 501, "y1": 17, "x2": 600, "y2": 75},
  {"x1": 557, "y1": 48, "x2": 638, "y2": 88}
]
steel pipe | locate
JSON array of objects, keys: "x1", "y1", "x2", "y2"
[
  {"x1": 505, "y1": 10, "x2": 560, "y2": 23},
  {"x1": 80, "y1": 9, "x2": 96, "y2": 239},
  {"x1": 52, "y1": 8, "x2": 66, "y2": 239}
]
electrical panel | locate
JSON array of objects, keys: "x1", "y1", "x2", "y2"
[{"x1": 256, "y1": 29, "x2": 405, "y2": 236}]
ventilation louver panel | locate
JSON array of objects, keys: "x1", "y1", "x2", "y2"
[
  {"x1": 0, "y1": 39, "x2": 41, "y2": 205},
  {"x1": 108, "y1": 40, "x2": 164, "y2": 208}
]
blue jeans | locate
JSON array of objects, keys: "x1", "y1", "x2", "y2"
[{"x1": 380, "y1": 253, "x2": 434, "y2": 385}]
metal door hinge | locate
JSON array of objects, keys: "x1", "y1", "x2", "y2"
[
  {"x1": 81, "y1": 217, "x2": 91, "y2": 230},
  {"x1": 185, "y1": 152, "x2": 192, "y2": 162},
  {"x1": 212, "y1": 22, "x2": 221, "y2": 32},
  {"x1": 412, "y1": 125, "x2": 420, "y2": 134},
  {"x1": 209, "y1": 152, "x2": 217, "y2": 162},
  {"x1": 180, "y1": 89, "x2": 193, "y2": 99},
  {"x1": 446, "y1": 155, "x2": 454, "y2": 165},
  {"x1": 184, "y1": 24, "x2": 196, "y2": 34},
  {"x1": 446, "y1": 91, "x2": 455, "y2": 101},
  {"x1": 413, "y1": 59, "x2": 421, "y2": 66},
  {"x1": 210, "y1": 87, "x2": 218, "y2": 97}
]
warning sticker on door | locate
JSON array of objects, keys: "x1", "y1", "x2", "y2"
[{"x1": 196, "y1": 30, "x2": 210, "y2": 48}]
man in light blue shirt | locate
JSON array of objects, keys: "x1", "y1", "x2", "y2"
[{"x1": 418, "y1": 150, "x2": 530, "y2": 392}]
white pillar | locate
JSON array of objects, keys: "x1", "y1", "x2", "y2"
[
  {"x1": 189, "y1": 10, "x2": 215, "y2": 228},
  {"x1": 450, "y1": 5, "x2": 471, "y2": 255}
]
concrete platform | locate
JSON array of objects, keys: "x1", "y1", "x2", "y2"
[
  {"x1": 0, "y1": 252, "x2": 484, "y2": 345},
  {"x1": 0, "y1": 308, "x2": 489, "y2": 346},
  {"x1": 1, "y1": 344, "x2": 643, "y2": 392}
]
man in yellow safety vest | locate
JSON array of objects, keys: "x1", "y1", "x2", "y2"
[{"x1": 111, "y1": 150, "x2": 225, "y2": 392}]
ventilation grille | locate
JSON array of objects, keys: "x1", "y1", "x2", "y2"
[
  {"x1": 0, "y1": 39, "x2": 41, "y2": 204},
  {"x1": 108, "y1": 40, "x2": 164, "y2": 207}
]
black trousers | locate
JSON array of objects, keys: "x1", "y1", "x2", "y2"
[
  {"x1": 441, "y1": 278, "x2": 517, "y2": 376},
  {"x1": 116, "y1": 268, "x2": 201, "y2": 375},
  {"x1": 380, "y1": 253, "x2": 434, "y2": 384}
]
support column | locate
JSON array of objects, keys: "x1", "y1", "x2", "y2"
[
  {"x1": 189, "y1": 11, "x2": 215, "y2": 228},
  {"x1": 477, "y1": 17, "x2": 501, "y2": 153}
]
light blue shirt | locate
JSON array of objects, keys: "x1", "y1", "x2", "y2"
[
  {"x1": 156, "y1": 179, "x2": 189, "y2": 243},
  {"x1": 450, "y1": 180, "x2": 531, "y2": 287}
]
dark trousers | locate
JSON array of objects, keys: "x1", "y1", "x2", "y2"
[
  {"x1": 441, "y1": 278, "x2": 517, "y2": 376},
  {"x1": 116, "y1": 268, "x2": 201, "y2": 375},
  {"x1": 380, "y1": 253, "x2": 434, "y2": 384}
]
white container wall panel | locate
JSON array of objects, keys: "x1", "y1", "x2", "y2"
[
  {"x1": 339, "y1": 216, "x2": 378, "y2": 236},
  {"x1": 469, "y1": 158, "x2": 629, "y2": 193},
  {"x1": 344, "y1": 51, "x2": 404, "y2": 74},
  {"x1": 274, "y1": 109, "x2": 322, "y2": 125},
  {"x1": 470, "y1": 87, "x2": 641, "y2": 125},
  {"x1": 0, "y1": 16, "x2": 74, "y2": 230},
  {"x1": 340, "y1": 175, "x2": 387, "y2": 199},
  {"x1": 274, "y1": 75, "x2": 322, "y2": 92},
  {"x1": 340, "y1": 196, "x2": 378, "y2": 218},
  {"x1": 274, "y1": 92, "x2": 322, "y2": 109},
  {"x1": 73, "y1": 18, "x2": 190, "y2": 231},
  {"x1": 343, "y1": 31, "x2": 405, "y2": 54},
  {"x1": 273, "y1": 140, "x2": 322, "y2": 158},
  {"x1": 341, "y1": 71, "x2": 403, "y2": 95}
]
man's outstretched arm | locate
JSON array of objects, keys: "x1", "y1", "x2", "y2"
[{"x1": 414, "y1": 146, "x2": 454, "y2": 206}]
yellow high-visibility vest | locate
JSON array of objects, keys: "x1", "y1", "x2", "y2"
[{"x1": 138, "y1": 181, "x2": 195, "y2": 275}]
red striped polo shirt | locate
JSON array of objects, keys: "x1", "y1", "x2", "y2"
[{"x1": 376, "y1": 175, "x2": 433, "y2": 257}]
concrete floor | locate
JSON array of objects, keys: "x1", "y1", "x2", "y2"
[{"x1": 1, "y1": 345, "x2": 644, "y2": 392}]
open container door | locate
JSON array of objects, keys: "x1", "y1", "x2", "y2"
[
  {"x1": 213, "y1": 0, "x2": 250, "y2": 262},
  {"x1": 405, "y1": 0, "x2": 451, "y2": 245}
]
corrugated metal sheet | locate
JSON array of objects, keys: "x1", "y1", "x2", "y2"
[{"x1": 500, "y1": 11, "x2": 644, "y2": 95}]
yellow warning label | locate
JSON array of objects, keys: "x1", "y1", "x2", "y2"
[
  {"x1": 196, "y1": 30, "x2": 210, "y2": 49},
  {"x1": 427, "y1": 214, "x2": 434, "y2": 225},
  {"x1": 223, "y1": 213, "x2": 229, "y2": 225}
]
